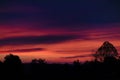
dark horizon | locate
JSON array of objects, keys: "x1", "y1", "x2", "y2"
[{"x1": 0, "y1": 46, "x2": 120, "y2": 80}]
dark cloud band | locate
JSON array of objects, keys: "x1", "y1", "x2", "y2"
[
  {"x1": 0, "y1": 35, "x2": 79, "y2": 46},
  {"x1": 0, "y1": 48, "x2": 44, "y2": 53},
  {"x1": 62, "y1": 54, "x2": 92, "y2": 59}
]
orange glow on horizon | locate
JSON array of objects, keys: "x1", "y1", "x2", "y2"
[{"x1": 0, "y1": 24, "x2": 120, "y2": 63}]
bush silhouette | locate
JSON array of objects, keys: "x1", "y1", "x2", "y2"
[
  {"x1": 31, "y1": 58, "x2": 46, "y2": 64},
  {"x1": 4, "y1": 54, "x2": 22, "y2": 65},
  {"x1": 3, "y1": 54, "x2": 23, "y2": 80}
]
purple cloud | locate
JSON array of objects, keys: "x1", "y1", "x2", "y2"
[{"x1": 0, "y1": 35, "x2": 79, "y2": 46}]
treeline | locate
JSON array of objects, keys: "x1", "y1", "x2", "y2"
[{"x1": 0, "y1": 54, "x2": 120, "y2": 80}]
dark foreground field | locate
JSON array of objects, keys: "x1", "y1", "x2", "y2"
[{"x1": 0, "y1": 55, "x2": 120, "y2": 80}]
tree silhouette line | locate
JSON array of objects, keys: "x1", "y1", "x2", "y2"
[{"x1": 0, "y1": 41, "x2": 120, "y2": 80}]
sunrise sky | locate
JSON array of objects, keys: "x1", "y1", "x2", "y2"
[{"x1": 0, "y1": 0, "x2": 120, "y2": 63}]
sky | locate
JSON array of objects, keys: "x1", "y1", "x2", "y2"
[{"x1": 0, "y1": 0, "x2": 120, "y2": 63}]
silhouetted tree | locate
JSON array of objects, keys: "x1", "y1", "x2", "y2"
[
  {"x1": 38, "y1": 58, "x2": 47, "y2": 64},
  {"x1": 73, "y1": 60, "x2": 80, "y2": 66},
  {"x1": 3, "y1": 54, "x2": 23, "y2": 80},
  {"x1": 31, "y1": 59, "x2": 38, "y2": 64},
  {"x1": 31, "y1": 58, "x2": 46, "y2": 64},
  {"x1": 93, "y1": 41, "x2": 119, "y2": 61},
  {"x1": 4, "y1": 54, "x2": 22, "y2": 65}
]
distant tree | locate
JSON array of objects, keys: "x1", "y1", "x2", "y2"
[
  {"x1": 38, "y1": 58, "x2": 47, "y2": 64},
  {"x1": 4, "y1": 54, "x2": 22, "y2": 65},
  {"x1": 31, "y1": 58, "x2": 47, "y2": 64},
  {"x1": 31, "y1": 59, "x2": 38, "y2": 64},
  {"x1": 3, "y1": 54, "x2": 23, "y2": 80},
  {"x1": 73, "y1": 60, "x2": 80, "y2": 66},
  {"x1": 93, "y1": 41, "x2": 119, "y2": 62}
]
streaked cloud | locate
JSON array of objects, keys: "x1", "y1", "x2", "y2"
[
  {"x1": 61, "y1": 54, "x2": 92, "y2": 59},
  {"x1": 0, "y1": 35, "x2": 79, "y2": 46},
  {"x1": 0, "y1": 48, "x2": 44, "y2": 53}
]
